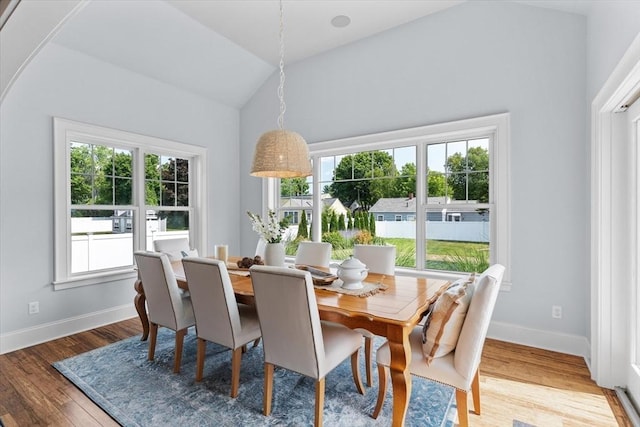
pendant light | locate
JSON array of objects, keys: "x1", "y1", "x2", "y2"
[{"x1": 250, "y1": 0, "x2": 312, "y2": 178}]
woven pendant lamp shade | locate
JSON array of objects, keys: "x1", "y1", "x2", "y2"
[{"x1": 250, "y1": 130, "x2": 312, "y2": 178}]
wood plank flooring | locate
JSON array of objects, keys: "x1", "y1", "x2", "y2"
[{"x1": 0, "y1": 318, "x2": 632, "y2": 426}]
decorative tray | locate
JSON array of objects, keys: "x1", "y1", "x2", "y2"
[{"x1": 295, "y1": 265, "x2": 338, "y2": 286}]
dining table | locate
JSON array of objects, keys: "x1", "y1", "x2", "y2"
[{"x1": 133, "y1": 256, "x2": 450, "y2": 427}]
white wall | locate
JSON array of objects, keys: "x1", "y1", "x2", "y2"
[
  {"x1": 586, "y1": 1, "x2": 640, "y2": 102},
  {"x1": 0, "y1": 42, "x2": 240, "y2": 349},
  {"x1": 241, "y1": 2, "x2": 590, "y2": 348}
]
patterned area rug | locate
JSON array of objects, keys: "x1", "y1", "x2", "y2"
[{"x1": 54, "y1": 328, "x2": 456, "y2": 426}]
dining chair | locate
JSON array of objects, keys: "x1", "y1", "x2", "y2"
[
  {"x1": 134, "y1": 251, "x2": 196, "y2": 373},
  {"x1": 249, "y1": 265, "x2": 365, "y2": 426},
  {"x1": 181, "y1": 257, "x2": 262, "y2": 397},
  {"x1": 372, "y1": 264, "x2": 505, "y2": 427},
  {"x1": 294, "y1": 241, "x2": 332, "y2": 267},
  {"x1": 153, "y1": 237, "x2": 197, "y2": 261},
  {"x1": 352, "y1": 244, "x2": 397, "y2": 387}
]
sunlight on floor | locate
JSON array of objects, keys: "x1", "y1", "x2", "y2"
[{"x1": 471, "y1": 375, "x2": 619, "y2": 427}]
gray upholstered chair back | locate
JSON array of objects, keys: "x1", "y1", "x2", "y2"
[
  {"x1": 353, "y1": 244, "x2": 396, "y2": 275},
  {"x1": 182, "y1": 257, "x2": 242, "y2": 349},
  {"x1": 453, "y1": 263, "x2": 505, "y2": 387},
  {"x1": 134, "y1": 251, "x2": 193, "y2": 330},
  {"x1": 250, "y1": 265, "x2": 325, "y2": 378},
  {"x1": 294, "y1": 241, "x2": 332, "y2": 268},
  {"x1": 153, "y1": 238, "x2": 193, "y2": 261}
]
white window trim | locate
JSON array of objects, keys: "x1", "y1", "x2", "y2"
[
  {"x1": 53, "y1": 118, "x2": 207, "y2": 290},
  {"x1": 265, "y1": 113, "x2": 511, "y2": 285}
]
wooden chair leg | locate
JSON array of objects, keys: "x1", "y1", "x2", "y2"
[
  {"x1": 315, "y1": 378, "x2": 325, "y2": 427},
  {"x1": 350, "y1": 351, "x2": 364, "y2": 394},
  {"x1": 173, "y1": 328, "x2": 187, "y2": 373},
  {"x1": 372, "y1": 364, "x2": 388, "y2": 419},
  {"x1": 195, "y1": 338, "x2": 206, "y2": 381},
  {"x1": 364, "y1": 336, "x2": 373, "y2": 387},
  {"x1": 253, "y1": 337, "x2": 261, "y2": 348},
  {"x1": 230, "y1": 347, "x2": 242, "y2": 398},
  {"x1": 455, "y1": 389, "x2": 469, "y2": 427},
  {"x1": 242, "y1": 344, "x2": 247, "y2": 353},
  {"x1": 148, "y1": 323, "x2": 158, "y2": 361},
  {"x1": 471, "y1": 368, "x2": 481, "y2": 415},
  {"x1": 263, "y1": 362, "x2": 274, "y2": 416}
]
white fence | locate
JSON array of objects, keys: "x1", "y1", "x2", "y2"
[
  {"x1": 374, "y1": 221, "x2": 489, "y2": 242},
  {"x1": 71, "y1": 227, "x2": 189, "y2": 273},
  {"x1": 287, "y1": 220, "x2": 489, "y2": 243}
]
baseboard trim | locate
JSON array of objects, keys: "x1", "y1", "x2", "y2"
[
  {"x1": 488, "y1": 320, "x2": 590, "y2": 359},
  {"x1": 0, "y1": 304, "x2": 138, "y2": 354}
]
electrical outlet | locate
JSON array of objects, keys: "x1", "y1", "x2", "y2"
[
  {"x1": 552, "y1": 305, "x2": 562, "y2": 319},
  {"x1": 28, "y1": 301, "x2": 39, "y2": 315}
]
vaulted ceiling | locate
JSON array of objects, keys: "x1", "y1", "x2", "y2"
[{"x1": 48, "y1": 0, "x2": 592, "y2": 109}]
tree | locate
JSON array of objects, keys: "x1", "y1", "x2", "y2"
[
  {"x1": 281, "y1": 177, "x2": 309, "y2": 197},
  {"x1": 329, "y1": 151, "x2": 397, "y2": 207},
  {"x1": 427, "y1": 170, "x2": 447, "y2": 197},
  {"x1": 330, "y1": 212, "x2": 338, "y2": 232},
  {"x1": 445, "y1": 146, "x2": 489, "y2": 202},
  {"x1": 369, "y1": 212, "x2": 376, "y2": 237},
  {"x1": 395, "y1": 162, "x2": 416, "y2": 198},
  {"x1": 297, "y1": 211, "x2": 309, "y2": 239},
  {"x1": 338, "y1": 213, "x2": 346, "y2": 231}
]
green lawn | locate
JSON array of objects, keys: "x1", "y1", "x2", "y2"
[{"x1": 289, "y1": 235, "x2": 489, "y2": 274}]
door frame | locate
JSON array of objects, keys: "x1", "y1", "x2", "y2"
[{"x1": 591, "y1": 32, "x2": 640, "y2": 388}]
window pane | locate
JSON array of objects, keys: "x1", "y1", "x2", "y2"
[
  {"x1": 425, "y1": 207, "x2": 490, "y2": 273},
  {"x1": 145, "y1": 180, "x2": 160, "y2": 205},
  {"x1": 146, "y1": 210, "x2": 190, "y2": 250},
  {"x1": 114, "y1": 177, "x2": 132, "y2": 205},
  {"x1": 175, "y1": 158, "x2": 189, "y2": 182},
  {"x1": 161, "y1": 181, "x2": 176, "y2": 206},
  {"x1": 70, "y1": 142, "x2": 93, "y2": 174},
  {"x1": 70, "y1": 209, "x2": 134, "y2": 273},
  {"x1": 145, "y1": 154, "x2": 160, "y2": 180},
  {"x1": 113, "y1": 149, "x2": 133, "y2": 178},
  {"x1": 176, "y1": 183, "x2": 189, "y2": 206},
  {"x1": 161, "y1": 156, "x2": 174, "y2": 180},
  {"x1": 71, "y1": 174, "x2": 92, "y2": 204}
]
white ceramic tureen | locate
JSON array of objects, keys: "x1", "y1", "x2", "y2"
[{"x1": 331, "y1": 256, "x2": 369, "y2": 290}]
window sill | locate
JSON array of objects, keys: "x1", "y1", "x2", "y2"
[{"x1": 53, "y1": 269, "x2": 138, "y2": 291}]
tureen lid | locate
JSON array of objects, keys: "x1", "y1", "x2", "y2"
[{"x1": 339, "y1": 255, "x2": 367, "y2": 269}]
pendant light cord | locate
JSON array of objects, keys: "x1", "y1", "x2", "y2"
[{"x1": 277, "y1": 0, "x2": 286, "y2": 130}]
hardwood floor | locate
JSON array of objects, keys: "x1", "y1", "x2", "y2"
[{"x1": 0, "y1": 318, "x2": 632, "y2": 426}]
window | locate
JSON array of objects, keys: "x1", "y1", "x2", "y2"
[
  {"x1": 270, "y1": 114, "x2": 510, "y2": 282},
  {"x1": 54, "y1": 118, "x2": 207, "y2": 289}
]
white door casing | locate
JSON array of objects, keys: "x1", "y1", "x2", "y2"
[
  {"x1": 627, "y1": 98, "x2": 640, "y2": 409},
  {"x1": 591, "y1": 32, "x2": 640, "y2": 389}
]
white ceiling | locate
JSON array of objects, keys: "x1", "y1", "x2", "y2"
[
  {"x1": 50, "y1": 0, "x2": 592, "y2": 108},
  {"x1": 167, "y1": 0, "x2": 464, "y2": 66}
]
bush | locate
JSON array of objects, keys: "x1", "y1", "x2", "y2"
[
  {"x1": 322, "y1": 231, "x2": 347, "y2": 249},
  {"x1": 353, "y1": 230, "x2": 373, "y2": 245}
]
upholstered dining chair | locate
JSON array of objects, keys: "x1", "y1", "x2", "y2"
[
  {"x1": 249, "y1": 265, "x2": 365, "y2": 426},
  {"x1": 153, "y1": 237, "x2": 197, "y2": 261},
  {"x1": 181, "y1": 257, "x2": 262, "y2": 397},
  {"x1": 352, "y1": 244, "x2": 397, "y2": 387},
  {"x1": 134, "y1": 251, "x2": 196, "y2": 373},
  {"x1": 372, "y1": 264, "x2": 505, "y2": 427},
  {"x1": 294, "y1": 241, "x2": 332, "y2": 267}
]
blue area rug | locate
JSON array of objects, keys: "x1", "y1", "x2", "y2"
[{"x1": 54, "y1": 328, "x2": 456, "y2": 426}]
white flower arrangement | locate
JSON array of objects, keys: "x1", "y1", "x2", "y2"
[{"x1": 247, "y1": 210, "x2": 289, "y2": 244}]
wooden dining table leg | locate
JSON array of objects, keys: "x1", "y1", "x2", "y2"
[
  {"x1": 387, "y1": 326, "x2": 412, "y2": 427},
  {"x1": 134, "y1": 279, "x2": 149, "y2": 341}
]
